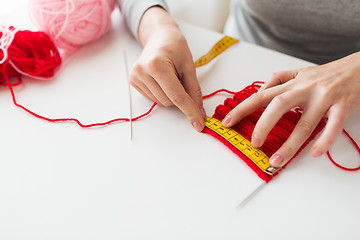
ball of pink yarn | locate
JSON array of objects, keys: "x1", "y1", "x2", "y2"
[{"x1": 30, "y1": 0, "x2": 116, "y2": 54}]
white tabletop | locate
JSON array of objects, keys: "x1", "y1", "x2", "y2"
[{"x1": 1, "y1": 3, "x2": 360, "y2": 240}]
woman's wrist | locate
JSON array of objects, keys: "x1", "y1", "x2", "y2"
[{"x1": 138, "y1": 6, "x2": 180, "y2": 46}]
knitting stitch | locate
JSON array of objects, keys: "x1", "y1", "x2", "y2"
[{"x1": 203, "y1": 82, "x2": 326, "y2": 182}]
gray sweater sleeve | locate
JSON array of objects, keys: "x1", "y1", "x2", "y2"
[{"x1": 116, "y1": 0, "x2": 168, "y2": 39}]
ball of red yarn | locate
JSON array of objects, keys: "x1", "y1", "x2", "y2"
[
  {"x1": 8, "y1": 30, "x2": 62, "y2": 78},
  {"x1": 30, "y1": 0, "x2": 116, "y2": 55},
  {"x1": 0, "y1": 27, "x2": 20, "y2": 82},
  {"x1": 0, "y1": 27, "x2": 61, "y2": 81},
  {"x1": 0, "y1": 51, "x2": 20, "y2": 83}
]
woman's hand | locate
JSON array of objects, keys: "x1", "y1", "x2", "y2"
[
  {"x1": 222, "y1": 52, "x2": 360, "y2": 168},
  {"x1": 130, "y1": 7, "x2": 206, "y2": 132}
]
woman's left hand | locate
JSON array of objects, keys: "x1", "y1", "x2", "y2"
[{"x1": 222, "y1": 52, "x2": 360, "y2": 168}]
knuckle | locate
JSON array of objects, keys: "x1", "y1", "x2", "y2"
[
  {"x1": 254, "y1": 121, "x2": 267, "y2": 135},
  {"x1": 160, "y1": 99, "x2": 173, "y2": 107},
  {"x1": 129, "y1": 64, "x2": 144, "y2": 85},
  {"x1": 131, "y1": 62, "x2": 143, "y2": 74},
  {"x1": 129, "y1": 74, "x2": 140, "y2": 87},
  {"x1": 281, "y1": 144, "x2": 296, "y2": 158},
  {"x1": 147, "y1": 55, "x2": 161, "y2": 68},
  {"x1": 183, "y1": 65, "x2": 197, "y2": 78},
  {"x1": 297, "y1": 119, "x2": 314, "y2": 135},
  {"x1": 147, "y1": 55, "x2": 169, "y2": 73},
  {"x1": 169, "y1": 92, "x2": 187, "y2": 106},
  {"x1": 251, "y1": 91, "x2": 265, "y2": 103},
  {"x1": 129, "y1": 79, "x2": 137, "y2": 88},
  {"x1": 268, "y1": 72, "x2": 279, "y2": 81},
  {"x1": 331, "y1": 114, "x2": 346, "y2": 127},
  {"x1": 192, "y1": 87, "x2": 203, "y2": 100},
  {"x1": 272, "y1": 93, "x2": 289, "y2": 106},
  {"x1": 295, "y1": 67, "x2": 315, "y2": 81},
  {"x1": 129, "y1": 74, "x2": 138, "y2": 87},
  {"x1": 293, "y1": 72, "x2": 304, "y2": 81},
  {"x1": 291, "y1": 70, "x2": 299, "y2": 79}
]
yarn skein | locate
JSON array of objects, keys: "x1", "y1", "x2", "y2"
[
  {"x1": 30, "y1": 0, "x2": 116, "y2": 58},
  {"x1": 0, "y1": 26, "x2": 62, "y2": 81},
  {"x1": 0, "y1": 26, "x2": 18, "y2": 65}
]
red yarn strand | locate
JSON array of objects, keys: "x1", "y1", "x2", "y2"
[
  {"x1": 326, "y1": 129, "x2": 360, "y2": 171},
  {"x1": 203, "y1": 89, "x2": 237, "y2": 99},
  {"x1": 3, "y1": 62, "x2": 157, "y2": 127}
]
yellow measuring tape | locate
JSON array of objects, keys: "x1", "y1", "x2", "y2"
[
  {"x1": 195, "y1": 36, "x2": 239, "y2": 67},
  {"x1": 204, "y1": 117, "x2": 280, "y2": 175},
  {"x1": 193, "y1": 35, "x2": 278, "y2": 176}
]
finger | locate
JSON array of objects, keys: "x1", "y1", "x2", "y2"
[
  {"x1": 152, "y1": 66, "x2": 205, "y2": 132},
  {"x1": 269, "y1": 104, "x2": 327, "y2": 168},
  {"x1": 130, "y1": 71, "x2": 159, "y2": 104},
  {"x1": 131, "y1": 80, "x2": 158, "y2": 103},
  {"x1": 222, "y1": 83, "x2": 289, "y2": 127},
  {"x1": 180, "y1": 64, "x2": 206, "y2": 117},
  {"x1": 310, "y1": 105, "x2": 345, "y2": 157},
  {"x1": 130, "y1": 64, "x2": 159, "y2": 103},
  {"x1": 251, "y1": 91, "x2": 301, "y2": 148},
  {"x1": 259, "y1": 69, "x2": 300, "y2": 91},
  {"x1": 131, "y1": 65, "x2": 175, "y2": 106},
  {"x1": 140, "y1": 75, "x2": 174, "y2": 106}
]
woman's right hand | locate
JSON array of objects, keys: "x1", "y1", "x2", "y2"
[{"x1": 130, "y1": 6, "x2": 206, "y2": 132}]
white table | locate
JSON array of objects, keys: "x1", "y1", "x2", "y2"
[{"x1": 1, "y1": 5, "x2": 360, "y2": 240}]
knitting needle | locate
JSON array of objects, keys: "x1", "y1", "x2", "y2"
[
  {"x1": 123, "y1": 51, "x2": 132, "y2": 141},
  {"x1": 236, "y1": 181, "x2": 266, "y2": 210}
]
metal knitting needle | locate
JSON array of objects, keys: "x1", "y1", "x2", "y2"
[
  {"x1": 123, "y1": 51, "x2": 132, "y2": 141},
  {"x1": 236, "y1": 181, "x2": 266, "y2": 210}
]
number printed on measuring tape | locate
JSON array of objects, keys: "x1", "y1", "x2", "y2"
[{"x1": 204, "y1": 117, "x2": 280, "y2": 175}]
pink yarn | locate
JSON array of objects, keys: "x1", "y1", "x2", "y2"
[{"x1": 30, "y1": 0, "x2": 116, "y2": 56}]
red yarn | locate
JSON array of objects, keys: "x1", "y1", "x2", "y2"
[
  {"x1": 0, "y1": 29, "x2": 21, "y2": 83},
  {"x1": 1, "y1": 28, "x2": 359, "y2": 177},
  {"x1": 1, "y1": 27, "x2": 158, "y2": 127},
  {"x1": 0, "y1": 27, "x2": 240, "y2": 128},
  {"x1": 202, "y1": 82, "x2": 327, "y2": 182},
  {"x1": 2, "y1": 65, "x2": 157, "y2": 127},
  {"x1": 203, "y1": 89, "x2": 237, "y2": 99},
  {"x1": 326, "y1": 129, "x2": 360, "y2": 171},
  {"x1": 9, "y1": 30, "x2": 61, "y2": 78},
  {"x1": 6, "y1": 30, "x2": 61, "y2": 79}
]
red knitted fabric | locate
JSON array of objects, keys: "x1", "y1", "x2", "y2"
[{"x1": 203, "y1": 82, "x2": 326, "y2": 182}]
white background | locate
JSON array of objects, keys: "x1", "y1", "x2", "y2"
[{"x1": 0, "y1": 0, "x2": 27, "y2": 15}]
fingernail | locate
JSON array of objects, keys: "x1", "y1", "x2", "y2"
[
  {"x1": 222, "y1": 115, "x2": 231, "y2": 126},
  {"x1": 270, "y1": 153, "x2": 284, "y2": 167},
  {"x1": 312, "y1": 148, "x2": 323, "y2": 157},
  {"x1": 251, "y1": 135, "x2": 261, "y2": 148},
  {"x1": 192, "y1": 121, "x2": 204, "y2": 132}
]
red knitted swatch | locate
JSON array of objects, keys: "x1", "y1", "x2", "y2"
[{"x1": 203, "y1": 82, "x2": 326, "y2": 182}]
